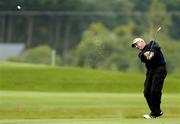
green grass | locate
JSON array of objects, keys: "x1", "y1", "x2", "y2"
[
  {"x1": 1, "y1": 118, "x2": 180, "y2": 124},
  {"x1": 0, "y1": 61, "x2": 180, "y2": 93},
  {"x1": 0, "y1": 91, "x2": 180, "y2": 124},
  {"x1": 0, "y1": 91, "x2": 179, "y2": 119},
  {"x1": 0, "y1": 62, "x2": 180, "y2": 124}
]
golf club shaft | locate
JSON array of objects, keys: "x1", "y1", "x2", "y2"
[
  {"x1": 149, "y1": 27, "x2": 161, "y2": 52},
  {"x1": 147, "y1": 27, "x2": 161, "y2": 59}
]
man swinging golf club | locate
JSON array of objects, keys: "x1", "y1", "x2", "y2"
[{"x1": 131, "y1": 27, "x2": 167, "y2": 119}]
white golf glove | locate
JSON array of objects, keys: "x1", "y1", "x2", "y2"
[{"x1": 144, "y1": 51, "x2": 154, "y2": 60}]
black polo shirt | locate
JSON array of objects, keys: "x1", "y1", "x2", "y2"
[{"x1": 138, "y1": 41, "x2": 166, "y2": 70}]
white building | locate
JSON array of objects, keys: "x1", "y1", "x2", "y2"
[{"x1": 0, "y1": 43, "x2": 25, "y2": 60}]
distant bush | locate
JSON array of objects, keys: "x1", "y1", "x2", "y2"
[{"x1": 7, "y1": 45, "x2": 61, "y2": 65}]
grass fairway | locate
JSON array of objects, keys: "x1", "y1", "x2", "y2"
[
  {"x1": 1, "y1": 119, "x2": 180, "y2": 124},
  {"x1": 0, "y1": 91, "x2": 179, "y2": 124}
]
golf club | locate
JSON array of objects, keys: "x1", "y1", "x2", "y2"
[
  {"x1": 147, "y1": 27, "x2": 162, "y2": 60},
  {"x1": 149, "y1": 27, "x2": 161, "y2": 51}
]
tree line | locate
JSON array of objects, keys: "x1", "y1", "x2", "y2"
[{"x1": 1, "y1": 0, "x2": 180, "y2": 73}]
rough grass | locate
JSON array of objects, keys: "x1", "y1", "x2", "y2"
[{"x1": 0, "y1": 61, "x2": 179, "y2": 93}]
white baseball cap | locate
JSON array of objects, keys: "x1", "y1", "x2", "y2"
[{"x1": 131, "y1": 38, "x2": 144, "y2": 47}]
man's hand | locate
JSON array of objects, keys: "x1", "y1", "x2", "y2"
[{"x1": 144, "y1": 51, "x2": 154, "y2": 60}]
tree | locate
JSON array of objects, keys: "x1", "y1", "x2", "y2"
[
  {"x1": 147, "y1": 0, "x2": 172, "y2": 39},
  {"x1": 64, "y1": 22, "x2": 131, "y2": 71},
  {"x1": 65, "y1": 22, "x2": 115, "y2": 68}
]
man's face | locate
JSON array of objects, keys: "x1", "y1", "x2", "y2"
[{"x1": 134, "y1": 41, "x2": 145, "y2": 50}]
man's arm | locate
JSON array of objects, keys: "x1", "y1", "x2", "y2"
[{"x1": 139, "y1": 51, "x2": 148, "y2": 62}]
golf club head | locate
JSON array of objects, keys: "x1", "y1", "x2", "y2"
[
  {"x1": 157, "y1": 27, "x2": 161, "y2": 32},
  {"x1": 154, "y1": 26, "x2": 162, "y2": 41}
]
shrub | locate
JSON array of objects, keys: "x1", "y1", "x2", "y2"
[{"x1": 7, "y1": 45, "x2": 61, "y2": 65}]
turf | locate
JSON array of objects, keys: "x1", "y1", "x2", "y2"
[
  {"x1": 0, "y1": 118, "x2": 180, "y2": 124},
  {"x1": 0, "y1": 91, "x2": 179, "y2": 120},
  {"x1": 0, "y1": 62, "x2": 179, "y2": 93},
  {"x1": 0, "y1": 62, "x2": 180, "y2": 124}
]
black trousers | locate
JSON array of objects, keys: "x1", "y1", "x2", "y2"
[{"x1": 144, "y1": 66, "x2": 167, "y2": 116}]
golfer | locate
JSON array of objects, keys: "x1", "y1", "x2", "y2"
[{"x1": 131, "y1": 38, "x2": 167, "y2": 119}]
